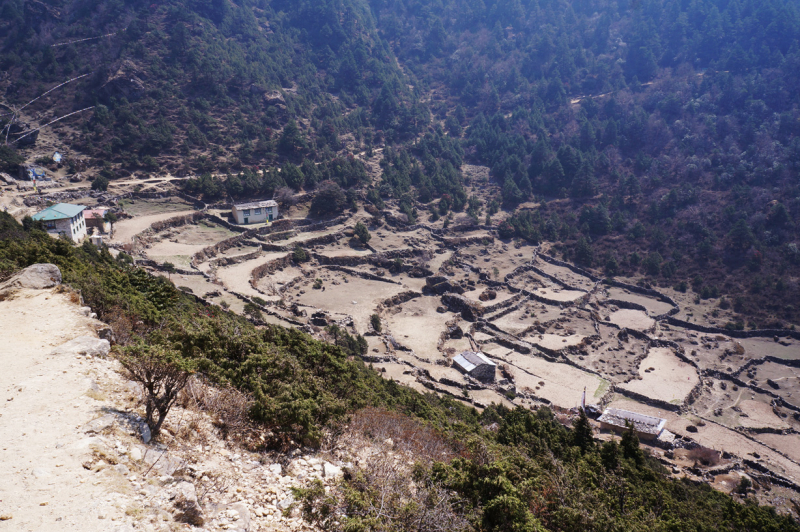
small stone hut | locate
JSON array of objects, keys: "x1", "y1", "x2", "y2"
[
  {"x1": 453, "y1": 351, "x2": 496, "y2": 382},
  {"x1": 597, "y1": 408, "x2": 666, "y2": 441}
]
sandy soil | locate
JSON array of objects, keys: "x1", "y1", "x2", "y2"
[
  {"x1": 296, "y1": 275, "x2": 406, "y2": 333},
  {"x1": 110, "y1": 210, "x2": 196, "y2": 246},
  {"x1": 214, "y1": 252, "x2": 288, "y2": 299},
  {"x1": 737, "y1": 337, "x2": 800, "y2": 361},
  {"x1": 535, "y1": 262, "x2": 596, "y2": 292},
  {"x1": 606, "y1": 287, "x2": 675, "y2": 316},
  {"x1": 532, "y1": 287, "x2": 586, "y2": 302},
  {"x1": 0, "y1": 287, "x2": 137, "y2": 530},
  {"x1": 118, "y1": 198, "x2": 193, "y2": 217},
  {"x1": 621, "y1": 347, "x2": 699, "y2": 404},
  {"x1": 526, "y1": 333, "x2": 585, "y2": 351},
  {"x1": 483, "y1": 348, "x2": 607, "y2": 408},
  {"x1": 737, "y1": 400, "x2": 791, "y2": 429},
  {"x1": 608, "y1": 309, "x2": 655, "y2": 330},
  {"x1": 385, "y1": 297, "x2": 454, "y2": 359},
  {"x1": 754, "y1": 433, "x2": 800, "y2": 463}
]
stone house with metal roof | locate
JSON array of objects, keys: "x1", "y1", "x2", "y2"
[
  {"x1": 32, "y1": 203, "x2": 87, "y2": 242},
  {"x1": 231, "y1": 200, "x2": 278, "y2": 224},
  {"x1": 597, "y1": 407, "x2": 667, "y2": 441},
  {"x1": 453, "y1": 351, "x2": 496, "y2": 382}
]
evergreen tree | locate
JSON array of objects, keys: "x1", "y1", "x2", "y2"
[{"x1": 571, "y1": 408, "x2": 594, "y2": 453}]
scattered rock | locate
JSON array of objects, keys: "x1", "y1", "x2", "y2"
[
  {"x1": 276, "y1": 495, "x2": 294, "y2": 511},
  {"x1": 129, "y1": 447, "x2": 142, "y2": 461},
  {"x1": 83, "y1": 414, "x2": 116, "y2": 434},
  {"x1": 173, "y1": 481, "x2": 204, "y2": 526},
  {"x1": 49, "y1": 336, "x2": 110, "y2": 358},
  {"x1": 140, "y1": 423, "x2": 152, "y2": 444},
  {"x1": 322, "y1": 462, "x2": 343, "y2": 479}
]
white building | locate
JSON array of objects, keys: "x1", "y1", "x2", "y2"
[
  {"x1": 597, "y1": 408, "x2": 667, "y2": 441},
  {"x1": 231, "y1": 200, "x2": 278, "y2": 225},
  {"x1": 453, "y1": 351, "x2": 496, "y2": 382},
  {"x1": 32, "y1": 203, "x2": 87, "y2": 242}
]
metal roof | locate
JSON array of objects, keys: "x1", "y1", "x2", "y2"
[
  {"x1": 233, "y1": 200, "x2": 277, "y2": 210},
  {"x1": 84, "y1": 208, "x2": 108, "y2": 219},
  {"x1": 32, "y1": 203, "x2": 86, "y2": 221},
  {"x1": 597, "y1": 408, "x2": 666, "y2": 435},
  {"x1": 453, "y1": 351, "x2": 495, "y2": 373}
]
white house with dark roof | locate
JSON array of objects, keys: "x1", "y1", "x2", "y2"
[
  {"x1": 231, "y1": 200, "x2": 278, "y2": 225},
  {"x1": 32, "y1": 203, "x2": 87, "y2": 242},
  {"x1": 453, "y1": 351, "x2": 496, "y2": 382}
]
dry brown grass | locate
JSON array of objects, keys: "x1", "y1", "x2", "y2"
[
  {"x1": 686, "y1": 446, "x2": 721, "y2": 467},
  {"x1": 180, "y1": 378, "x2": 254, "y2": 444},
  {"x1": 344, "y1": 407, "x2": 457, "y2": 463}
]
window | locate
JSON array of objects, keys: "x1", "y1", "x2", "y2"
[
  {"x1": 267, "y1": 207, "x2": 272, "y2": 213},
  {"x1": 254, "y1": 208, "x2": 261, "y2": 215},
  {"x1": 242, "y1": 209, "x2": 251, "y2": 216}
]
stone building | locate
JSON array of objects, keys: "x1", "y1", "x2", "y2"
[
  {"x1": 453, "y1": 351, "x2": 496, "y2": 382},
  {"x1": 231, "y1": 200, "x2": 278, "y2": 225},
  {"x1": 84, "y1": 208, "x2": 111, "y2": 234},
  {"x1": 597, "y1": 408, "x2": 667, "y2": 441},
  {"x1": 32, "y1": 203, "x2": 87, "y2": 243}
]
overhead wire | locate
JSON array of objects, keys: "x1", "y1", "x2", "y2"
[
  {"x1": 51, "y1": 31, "x2": 118, "y2": 47},
  {"x1": 17, "y1": 72, "x2": 92, "y2": 113},
  {"x1": 10, "y1": 106, "x2": 94, "y2": 145}
]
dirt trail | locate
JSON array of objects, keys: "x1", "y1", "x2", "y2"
[{"x1": 0, "y1": 287, "x2": 137, "y2": 530}]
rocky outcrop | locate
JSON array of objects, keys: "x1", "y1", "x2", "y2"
[
  {"x1": 0, "y1": 263, "x2": 61, "y2": 299},
  {"x1": 99, "y1": 60, "x2": 146, "y2": 101},
  {"x1": 48, "y1": 336, "x2": 110, "y2": 358},
  {"x1": 441, "y1": 294, "x2": 484, "y2": 321}
]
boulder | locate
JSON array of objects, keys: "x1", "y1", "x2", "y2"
[
  {"x1": 0, "y1": 263, "x2": 61, "y2": 298},
  {"x1": 322, "y1": 462, "x2": 343, "y2": 479},
  {"x1": 478, "y1": 289, "x2": 497, "y2": 301},
  {"x1": 173, "y1": 481, "x2": 205, "y2": 526},
  {"x1": 82, "y1": 414, "x2": 116, "y2": 434},
  {"x1": 49, "y1": 336, "x2": 110, "y2": 358},
  {"x1": 441, "y1": 294, "x2": 484, "y2": 322},
  {"x1": 276, "y1": 494, "x2": 294, "y2": 511},
  {"x1": 448, "y1": 325, "x2": 464, "y2": 339}
]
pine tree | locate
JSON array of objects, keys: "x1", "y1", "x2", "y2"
[{"x1": 572, "y1": 408, "x2": 595, "y2": 453}]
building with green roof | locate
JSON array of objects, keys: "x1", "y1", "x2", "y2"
[{"x1": 32, "y1": 203, "x2": 87, "y2": 242}]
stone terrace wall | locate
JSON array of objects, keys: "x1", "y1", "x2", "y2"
[
  {"x1": 603, "y1": 278, "x2": 679, "y2": 307},
  {"x1": 150, "y1": 211, "x2": 205, "y2": 233},
  {"x1": 537, "y1": 253, "x2": 603, "y2": 282},
  {"x1": 321, "y1": 265, "x2": 401, "y2": 285},
  {"x1": 250, "y1": 254, "x2": 293, "y2": 288},
  {"x1": 664, "y1": 317, "x2": 800, "y2": 340}
]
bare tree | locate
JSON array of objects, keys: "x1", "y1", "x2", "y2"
[
  {"x1": 274, "y1": 186, "x2": 297, "y2": 208},
  {"x1": 118, "y1": 344, "x2": 196, "y2": 439}
]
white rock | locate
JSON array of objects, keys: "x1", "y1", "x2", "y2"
[
  {"x1": 0, "y1": 263, "x2": 61, "y2": 295},
  {"x1": 49, "y1": 336, "x2": 110, "y2": 358},
  {"x1": 129, "y1": 447, "x2": 142, "y2": 461},
  {"x1": 140, "y1": 424, "x2": 151, "y2": 444},
  {"x1": 277, "y1": 495, "x2": 294, "y2": 510},
  {"x1": 323, "y1": 462, "x2": 343, "y2": 479}
]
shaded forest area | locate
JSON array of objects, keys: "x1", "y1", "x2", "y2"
[{"x1": 1, "y1": 0, "x2": 799, "y2": 325}]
